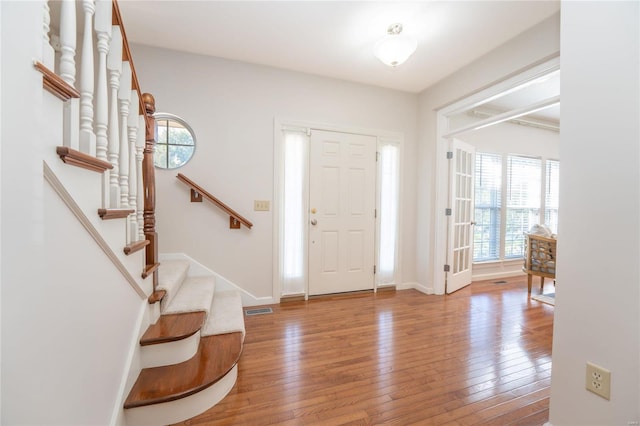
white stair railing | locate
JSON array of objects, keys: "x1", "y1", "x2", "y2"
[
  {"x1": 128, "y1": 90, "x2": 140, "y2": 243},
  {"x1": 119, "y1": 61, "x2": 132, "y2": 210},
  {"x1": 94, "y1": 0, "x2": 111, "y2": 165},
  {"x1": 41, "y1": 0, "x2": 151, "y2": 246},
  {"x1": 42, "y1": 2, "x2": 55, "y2": 69},
  {"x1": 107, "y1": 25, "x2": 123, "y2": 208},
  {"x1": 79, "y1": 0, "x2": 96, "y2": 156},
  {"x1": 58, "y1": 0, "x2": 76, "y2": 86},
  {"x1": 136, "y1": 116, "x2": 146, "y2": 241},
  {"x1": 60, "y1": 0, "x2": 79, "y2": 150}
]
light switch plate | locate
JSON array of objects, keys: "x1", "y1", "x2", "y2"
[{"x1": 254, "y1": 200, "x2": 270, "y2": 211}]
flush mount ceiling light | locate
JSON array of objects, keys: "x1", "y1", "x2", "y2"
[{"x1": 374, "y1": 23, "x2": 417, "y2": 67}]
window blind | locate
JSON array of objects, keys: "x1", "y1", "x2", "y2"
[
  {"x1": 473, "y1": 152, "x2": 502, "y2": 261},
  {"x1": 505, "y1": 155, "x2": 541, "y2": 258},
  {"x1": 545, "y1": 159, "x2": 560, "y2": 233}
]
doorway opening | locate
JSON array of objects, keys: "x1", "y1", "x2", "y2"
[{"x1": 435, "y1": 55, "x2": 560, "y2": 294}]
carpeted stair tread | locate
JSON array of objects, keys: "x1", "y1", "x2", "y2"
[
  {"x1": 157, "y1": 259, "x2": 190, "y2": 309},
  {"x1": 164, "y1": 275, "x2": 216, "y2": 315},
  {"x1": 140, "y1": 312, "x2": 206, "y2": 346},
  {"x1": 124, "y1": 332, "x2": 243, "y2": 409},
  {"x1": 202, "y1": 290, "x2": 245, "y2": 338}
]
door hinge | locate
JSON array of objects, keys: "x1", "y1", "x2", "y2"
[
  {"x1": 446, "y1": 151, "x2": 453, "y2": 159},
  {"x1": 374, "y1": 265, "x2": 376, "y2": 274},
  {"x1": 375, "y1": 209, "x2": 377, "y2": 218},
  {"x1": 376, "y1": 151, "x2": 380, "y2": 162},
  {"x1": 445, "y1": 208, "x2": 452, "y2": 216},
  {"x1": 444, "y1": 264, "x2": 450, "y2": 272}
]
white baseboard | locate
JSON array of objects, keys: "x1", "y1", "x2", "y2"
[
  {"x1": 472, "y1": 270, "x2": 525, "y2": 281},
  {"x1": 159, "y1": 253, "x2": 275, "y2": 307},
  {"x1": 396, "y1": 281, "x2": 434, "y2": 295},
  {"x1": 471, "y1": 259, "x2": 524, "y2": 282}
]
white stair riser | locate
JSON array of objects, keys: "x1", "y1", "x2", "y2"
[
  {"x1": 124, "y1": 365, "x2": 238, "y2": 426},
  {"x1": 140, "y1": 332, "x2": 199, "y2": 369}
]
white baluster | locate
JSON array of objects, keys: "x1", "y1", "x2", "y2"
[
  {"x1": 42, "y1": 2, "x2": 55, "y2": 69},
  {"x1": 59, "y1": 0, "x2": 76, "y2": 84},
  {"x1": 128, "y1": 90, "x2": 140, "y2": 242},
  {"x1": 107, "y1": 26, "x2": 123, "y2": 208},
  {"x1": 119, "y1": 61, "x2": 132, "y2": 209},
  {"x1": 79, "y1": 0, "x2": 96, "y2": 156},
  {"x1": 94, "y1": 0, "x2": 112, "y2": 166},
  {"x1": 60, "y1": 0, "x2": 79, "y2": 150},
  {"x1": 136, "y1": 115, "x2": 146, "y2": 241}
]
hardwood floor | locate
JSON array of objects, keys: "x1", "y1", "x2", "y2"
[{"x1": 174, "y1": 276, "x2": 555, "y2": 425}]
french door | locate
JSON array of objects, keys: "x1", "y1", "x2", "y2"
[{"x1": 446, "y1": 139, "x2": 475, "y2": 294}]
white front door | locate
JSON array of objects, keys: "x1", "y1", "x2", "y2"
[
  {"x1": 446, "y1": 139, "x2": 476, "y2": 294},
  {"x1": 308, "y1": 130, "x2": 376, "y2": 296}
]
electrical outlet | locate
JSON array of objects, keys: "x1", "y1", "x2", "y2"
[
  {"x1": 586, "y1": 362, "x2": 611, "y2": 400},
  {"x1": 254, "y1": 200, "x2": 270, "y2": 211}
]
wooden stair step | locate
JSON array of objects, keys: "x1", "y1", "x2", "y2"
[
  {"x1": 98, "y1": 208, "x2": 135, "y2": 220},
  {"x1": 141, "y1": 262, "x2": 160, "y2": 279},
  {"x1": 124, "y1": 239, "x2": 149, "y2": 255},
  {"x1": 124, "y1": 332, "x2": 243, "y2": 409},
  {"x1": 140, "y1": 312, "x2": 206, "y2": 346}
]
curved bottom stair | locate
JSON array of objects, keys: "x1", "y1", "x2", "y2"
[
  {"x1": 124, "y1": 333, "x2": 243, "y2": 425},
  {"x1": 124, "y1": 258, "x2": 246, "y2": 425}
]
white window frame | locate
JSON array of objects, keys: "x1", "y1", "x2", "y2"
[
  {"x1": 153, "y1": 112, "x2": 197, "y2": 169},
  {"x1": 473, "y1": 153, "x2": 559, "y2": 264},
  {"x1": 273, "y1": 119, "x2": 403, "y2": 302}
]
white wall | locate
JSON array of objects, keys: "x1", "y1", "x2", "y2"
[
  {"x1": 131, "y1": 44, "x2": 419, "y2": 299},
  {"x1": 549, "y1": 2, "x2": 639, "y2": 424},
  {"x1": 416, "y1": 13, "x2": 560, "y2": 291},
  {"x1": 1, "y1": 2, "x2": 147, "y2": 423}
]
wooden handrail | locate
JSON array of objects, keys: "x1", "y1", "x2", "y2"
[
  {"x1": 112, "y1": 0, "x2": 150, "y2": 133},
  {"x1": 176, "y1": 174, "x2": 253, "y2": 229}
]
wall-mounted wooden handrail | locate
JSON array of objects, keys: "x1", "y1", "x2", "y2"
[{"x1": 176, "y1": 174, "x2": 253, "y2": 229}]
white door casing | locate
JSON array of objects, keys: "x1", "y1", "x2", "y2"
[
  {"x1": 308, "y1": 130, "x2": 376, "y2": 296},
  {"x1": 446, "y1": 139, "x2": 475, "y2": 294}
]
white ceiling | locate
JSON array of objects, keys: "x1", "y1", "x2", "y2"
[{"x1": 119, "y1": 1, "x2": 560, "y2": 94}]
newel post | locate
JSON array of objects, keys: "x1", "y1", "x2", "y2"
[{"x1": 142, "y1": 93, "x2": 158, "y2": 292}]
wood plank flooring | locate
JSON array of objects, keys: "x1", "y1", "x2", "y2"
[{"x1": 173, "y1": 276, "x2": 555, "y2": 425}]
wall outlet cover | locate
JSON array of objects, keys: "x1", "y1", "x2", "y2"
[{"x1": 586, "y1": 362, "x2": 611, "y2": 400}]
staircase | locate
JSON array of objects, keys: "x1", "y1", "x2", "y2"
[
  {"x1": 32, "y1": 1, "x2": 249, "y2": 424},
  {"x1": 124, "y1": 256, "x2": 245, "y2": 425}
]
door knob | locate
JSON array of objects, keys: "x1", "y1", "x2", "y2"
[{"x1": 310, "y1": 219, "x2": 317, "y2": 226}]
